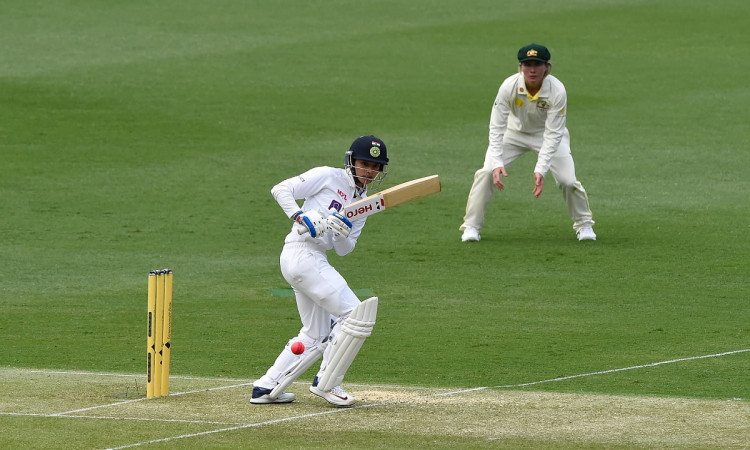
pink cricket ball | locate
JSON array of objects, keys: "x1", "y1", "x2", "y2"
[{"x1": 290, "y1": 341, "x2": 305, "y2": 355}]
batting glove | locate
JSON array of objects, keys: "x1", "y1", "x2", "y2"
[
  {"x1": 292, "y1": 210, "x2": 326, "y2": 238},
  {"x1": 326, "y1": 210, "x2": 353, "y2": 239}
]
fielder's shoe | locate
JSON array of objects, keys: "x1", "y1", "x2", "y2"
[
  {"x1": 577, "y1": 227, "x2": 597, "y2": 241},
  {"x1": 250, "y1": 386, "x2": 296, "y2": 404},
  {"x1": 309, "y1": 376, "x2": 355, "y2": 407},
  {"x1": 461, "y1": 226, "x2": 481, "y2": 242}
]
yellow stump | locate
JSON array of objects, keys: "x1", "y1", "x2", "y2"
[
  {"x1": 146, "y1": 272, "x2": 157, "y2": 398},
  {"x1": 154, "y1": 272, "x2": 165, "y2": 397},
  {"x1": 147, "y1": 269, "x2": 173, "y2": 398},
  {"x1": 161, "y1": 270, "x2": 173, "y2": 395}
]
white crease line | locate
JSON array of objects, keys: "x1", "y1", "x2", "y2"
[
  {"x1": 433, "y1": 348, "x2": 750, "y2": 397},
  {"x1": 16, "y1": 368, "x2": 251, "y2": 383},
  {"x1": 52, "y1": 398, "x2": 149, "y2": 416},
  {"x1": 165, "y1": 381, "x2": 254, "y2": 397},
  {"x1": 105, "y1": 407, "x2": 372, "y2": 450},
  {"x1": 0, "y1": 411, "x2": 240, "y2": 426},
  {"x1": 52, "y1": 382, "x2": 254, "y2": 416},
  {"x1": 4, "y1": 368, "x2": 438, "y2": 392},
  {"x1": 495, "y1": 348, "x2": 750, "y2": 388},
  {"x1": 433, "y1": 386, "x2": 490, "y2": 397}
]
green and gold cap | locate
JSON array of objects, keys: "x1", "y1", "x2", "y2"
[{"x1": 517, "y1": 43, "x2": 551, "y2": 63}]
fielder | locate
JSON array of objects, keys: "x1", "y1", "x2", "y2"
[
  {"x1": 460, "y1": 43, "x2": 596, "y2": 242},
  {"x1": 250, "y1": 135, "x2": 388, "y2": 407}
]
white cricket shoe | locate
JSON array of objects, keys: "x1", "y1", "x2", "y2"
[
  {"x1": 461, "y1": 226, "x2": 481, "y2": 242},
  {"x1": 250, "y1": 386, "x2": 296, "y2": 404},
  {"x1": 309, "y1": 378, "x2": 355, "y2": 407},
  {"x1": 577, "y1": 227, "x2": 597, "y2": 241}
]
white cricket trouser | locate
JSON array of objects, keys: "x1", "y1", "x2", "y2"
[
  {"x1": 255, "y1": 242, "x2": 360, "y2": 389},
  {"x1": 461, "y1": 129, "x2": 594, "y2": 232}
]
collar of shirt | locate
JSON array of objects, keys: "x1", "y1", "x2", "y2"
[{"x1": 516, "y1": 75, "x2": 550, "y2": 101}]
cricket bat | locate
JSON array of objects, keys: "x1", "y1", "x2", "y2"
[
  {"x1": 342, "y1": 174, "x2": 441, "y2": 221},
  {"x1": 297, "y1": 175, "x2": 441, "y2": 234}
]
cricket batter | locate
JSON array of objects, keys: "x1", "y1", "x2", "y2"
[
  {"x1": 251, "y1": 135, "x2": 388, "y2": 407},
  {"x1": 460, "y1": 43, "x2": 596, "y2": 242}
]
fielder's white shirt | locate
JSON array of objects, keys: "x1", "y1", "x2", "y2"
[
  {"x1": 486, "y1": 73, "x2": 568, "y2": 176},
  {"x1": 271, "y1": 166, "x2": 367, "y2": 256}
]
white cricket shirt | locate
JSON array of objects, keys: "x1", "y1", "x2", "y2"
[{"x1": 486, "y1": 73, "x2": 568, "y2": 176}]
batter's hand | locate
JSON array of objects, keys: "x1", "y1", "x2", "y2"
[
  {"x1": 326, "y1": 210, "x2": 353, "y2": 239},
  {"x1": 492, "y1": 167, "x2": 508, "y2": 190},
  {"x1": 532, "y1": 172, "x2": 544, "y2": 198},
  {"x1": 293, "y1": 210, "x2": 326, "y2": 237}
]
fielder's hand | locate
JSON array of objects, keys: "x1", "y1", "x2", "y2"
[
  {"x1": 492, "y1": 167, "x2": 508, "y2": 190},
  {"x1": 326, "y1": 210, "x2": 353, "y2": 239},
  {"x1": 532, "y1": 172, "x2": 544, "y2": 198},
  {"x1": 293, "y1": 210, "x2": 326, "y2": 237}
]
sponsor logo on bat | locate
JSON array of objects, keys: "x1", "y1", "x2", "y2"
[
  {"x1": 346, "y1": 204, "x2": 373, "y2": 219},
  {"x1": 345, "y1": 198, "x2": 384, "y2": 219}
]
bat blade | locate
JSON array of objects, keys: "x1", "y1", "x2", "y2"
[
  {"x1": 380, "y1": 174, "x2": 441, "y2": 208},
  {"x1": 344, "y1": 174, "x2": 441, "y2": 220}
]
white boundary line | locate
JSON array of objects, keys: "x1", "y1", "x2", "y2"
[{"x1": 2, "y1": 348, "x2": 748, "y2": 448}]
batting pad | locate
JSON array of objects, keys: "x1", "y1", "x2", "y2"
[
  {"x1": 269, "y1": 344, "x2": 326, "y2": 400},
  {"x1": 317, "y1": 297, "x2": 378, "y2": 392}
]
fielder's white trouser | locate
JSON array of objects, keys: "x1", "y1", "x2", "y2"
[
  {"x1": 460, "y1": 129, "x2": 594, "y2": 233},
  {"x1": 254, "y1": 242, "x2": 361, "y2": 390}
]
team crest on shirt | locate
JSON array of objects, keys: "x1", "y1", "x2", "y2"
[{"x1": 536, "y1": 100, "x2": 550, "y2": 110}]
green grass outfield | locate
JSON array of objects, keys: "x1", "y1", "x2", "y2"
[{"x1": 1, "y1": 0, "x2": 749, "y2": 448}]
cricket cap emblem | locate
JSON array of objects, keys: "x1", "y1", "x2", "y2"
[{"x1": 517, "y1": 43, "x2": 551, "y2": 63}]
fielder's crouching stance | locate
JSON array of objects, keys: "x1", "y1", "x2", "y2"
[{"x1": 251, "y1": 135, "x2": 388, "y2": 407}]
